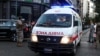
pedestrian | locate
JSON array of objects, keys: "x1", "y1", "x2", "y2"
[
  {"x1": 93, "y1": 22, "x2": 97, "y2": 48},
  {"x1": 88, "y1": 20, "x2": 95, "y2": 43},
  {"x1": 16, "y1": 16, "x2": 24, "y2": 47},
  {"x1": 94, "y1": 23, "x2": 100, "y2": 48},
  {"x1": 31, "y1": 20, "x2": 35, "y2": 28}
]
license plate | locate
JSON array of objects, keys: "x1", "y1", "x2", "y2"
[{"x1": 44, "y1": 48, "x2": 52, "y2": 52}]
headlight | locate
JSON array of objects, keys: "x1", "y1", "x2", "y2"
[
  {"x1": 31, "y1": 34, "x2": 38, "y2": 42},
  {"x1": 60, "y1": 36, "x2": 70, "y2": 44}
]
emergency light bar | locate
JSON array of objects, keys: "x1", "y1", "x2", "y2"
[{"x1": 51, "y1": 5, "x2": 74, "y2": 9}]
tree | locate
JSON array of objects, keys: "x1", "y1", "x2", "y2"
[{"x1": 94, "y1": 0, "x2": 100, "y2": 22}]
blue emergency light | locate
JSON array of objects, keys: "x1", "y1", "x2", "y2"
[{"x1": 51, "y1": 5, "x2": 74, "y2": 9}]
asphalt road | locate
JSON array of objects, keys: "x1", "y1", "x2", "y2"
[{"x1": 0, "y1": 29, "x2": 100, "y2": 56}]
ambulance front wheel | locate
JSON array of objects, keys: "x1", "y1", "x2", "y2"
[
  {"x1": 70, "y1": 45, "x2": 77, "y2": 56},
  {"x1": 78, "y1": 40, "x2": 81, "y2": 46}
]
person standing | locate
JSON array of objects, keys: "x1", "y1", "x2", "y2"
[
  {"x1": 93, "y1": 22, "x2": 97, "y2": 48},
  {"x1": 16, "y1": 16, "x2": 24, "y2": 47},
  {"x1": 88, "y1": 20, "x2": 95, "y2": 43},
  {"x1": 94, "y1": 23, "x2": 100, "y2": 48}
]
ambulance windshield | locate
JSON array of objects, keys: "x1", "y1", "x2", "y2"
[{"x1": 36, "y1": 14, "x2": 72, "y2": 27}]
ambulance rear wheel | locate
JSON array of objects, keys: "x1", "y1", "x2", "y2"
[{"x1": 78, "y1": 41, "x2": 81, "y2": 46}]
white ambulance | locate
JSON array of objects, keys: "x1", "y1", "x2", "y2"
[{"x1": 28, "y1": 6, "x2": 82, "y2": 55}]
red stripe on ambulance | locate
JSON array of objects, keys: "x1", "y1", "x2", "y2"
[
  {"x1": 36, "y1": 31, "x2": 64, "y2": 36},
  {"x1": 70, "y1": 34, "x2": 78, "y2": 41}
]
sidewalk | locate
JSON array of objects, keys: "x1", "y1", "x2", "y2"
[
  {"x1": 76, "y1": 28, "x2": 100, "y2": 56},
  {"x1": 77, "y1": 29, "x2": 100, "y2": 56},
  {"x1": 82, "y1": 28, "x2": 90, "y2": 35}
]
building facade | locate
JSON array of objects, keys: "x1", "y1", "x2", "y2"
[
  {"x1": 1, "y1": 0, "x2": 95, "y2": 21},
  {"x1": 88, "y1": 0, "x2": 96, "y2": 18},
  {"x1": 0, "y1": 0, "x2": 51, "y2": 22},
  {"x1": 81, "y1": 0, "x2": 96, "y2": 19}
]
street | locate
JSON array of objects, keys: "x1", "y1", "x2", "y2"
[{"x1": 0, "y1": 29, "x2": 100, "y2": 56}]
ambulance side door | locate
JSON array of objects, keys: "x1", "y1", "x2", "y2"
[
  {"x1": 73, "y1": 16, "x2": 79, "y2": 45},
  {"x1": 76, "y1": 16, "x2": 82, "y2": 45}
]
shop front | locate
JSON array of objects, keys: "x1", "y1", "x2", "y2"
[{"x1": 0, "y1": 0, "x2": 50, "y2": 22}]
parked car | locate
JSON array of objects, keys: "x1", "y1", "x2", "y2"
[{"x1": 0, "y1": 19, "x2": 17, "y2": 41}]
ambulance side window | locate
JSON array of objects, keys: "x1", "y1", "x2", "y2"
[
  {"x1": 76, "y1": 17, "x2": 81, "y2": 26},
  {"x1": 73, "y1": 16, "x2": 78, "y2": 26}
]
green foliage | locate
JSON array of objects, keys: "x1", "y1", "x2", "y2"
[
  {"x1": 83, "y1": 15, "x2": 90, "y2": 25},
  {"x1": 94, "y1": 0, "x2": 100, "y2": 22},
  {"x1": 95, "y1": 15, "x2": 100, "y2": 22},
  {"x1": 95, "y1": 0, "x2": 100, "y2": 12}
]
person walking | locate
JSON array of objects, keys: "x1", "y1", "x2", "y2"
[
  {"x1": 16, "y1": 16, "x2": 24, "y2": 47},
  {"x1": 94, "y1": 23, "x2": 100, "y2": 48},
  {"x1": 88, "y1": 20, "x2": 95, "y2": 43},
  {"x1": 93, "y1": 22, "x2": 97, "y2": 48}
]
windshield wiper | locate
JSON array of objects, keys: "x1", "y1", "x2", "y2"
[
  {"x1": 50, "y1": 24, "x2": 69, "y2": 27},
  {"x1": 36, "y1": 24, "x2": 45, "y2": 26},
  {"x1": 36, "y1": 23, "x2": 51, "y2": 26},
  {"x1": 36, "y1": 24, "x2": 70, "y2": 27}
]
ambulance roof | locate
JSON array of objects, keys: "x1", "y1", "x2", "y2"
[{"x1": 44, "y1": 8, "x2": 77, "y2": 15}]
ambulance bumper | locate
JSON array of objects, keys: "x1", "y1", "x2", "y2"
[{"x1": 28, "y1": 42, "x2": 74, "y2": 54}]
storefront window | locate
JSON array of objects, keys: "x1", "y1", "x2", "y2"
[
  {"x1": 33, "y1": 0, "x2": 41, "y2": 3},
  {"x1": 2, "y1": 2, "x2": 7, "y2": 19},
  {"x1": 40, "y1": 5, "x2": 45, "y2": 14},
  {"x1": 44, "y1": 0, "x2": 50, "y2": 3},
  {"x1": 10, "y1": 2, "x2": 18, "y2": 19},
  {"x1": 20, "y1": 6, "x2": 32, "y2": 22},
  {"x1": 33, "y1": 4, "x2": 41, "y2": 19}
]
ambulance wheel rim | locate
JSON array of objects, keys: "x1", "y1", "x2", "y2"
[{"x1": 73, "y1": 46, "x2": 76, "y2": 54}]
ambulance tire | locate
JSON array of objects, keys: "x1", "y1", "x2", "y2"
[
  {"x1": 77, "y1": 41, "x2": 81, "y2": 46},
  {"x1": 70, "y1": 45, "x2": 77, "y2": 56},
  {"x1": 77, "y1": 40, "x2": 81, "y2": 47}
]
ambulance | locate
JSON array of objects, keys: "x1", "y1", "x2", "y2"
[{"x1": 28, "y1": 6, "x2": 82, "y2": 55}]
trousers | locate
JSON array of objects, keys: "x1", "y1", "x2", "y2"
[
  {"x1": 16, "y1": 30, "x2": 24, "y2": 42},
  {"x1": 89, "y1": 30, "x2": 94, "y2": 42}
]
